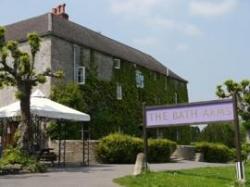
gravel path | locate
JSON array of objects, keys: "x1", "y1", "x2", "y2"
[{"x1": 0, "y1": 161, "x2": 232, "y2": 187}]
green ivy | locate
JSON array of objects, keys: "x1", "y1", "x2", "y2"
[{"x1": 49, "y1": 49, "x2": 190, "y2": 143}]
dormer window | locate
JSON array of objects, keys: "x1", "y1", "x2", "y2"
[{"x1": 114, "y1": 58, "x2": 121, "y2": 69}]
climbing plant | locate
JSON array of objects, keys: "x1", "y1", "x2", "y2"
[{"x1": 49, "y1": 49, "x2": 190, "y2": 143}]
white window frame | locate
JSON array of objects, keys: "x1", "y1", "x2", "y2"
[
  {"x1": 114, "y1": 58, "x2": 121, "y2": 69},
  {"x1": 116, "y1": 83, "x2": 122, "y2": 100},
  {"x1": 77, "y1": 66, "x2": 85, "y2": 85},
  {"x1": 136, "y1": 70, "x2": 144, "y2": 88}
]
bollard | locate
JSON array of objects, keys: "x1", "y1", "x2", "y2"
[{"x1": 133, "y1": 153, "x2": 147, "y2": 176}]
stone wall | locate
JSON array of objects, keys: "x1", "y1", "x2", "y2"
[
  {"x1": 171, "y1": 145, "x2": 196, "y2": 160},
  {"x1": 49, "y1": 139, "x2": 99, "y2": 165},
  {"x1": 51, "y1": 36, "x2": 74, "y2": 85},
  {"x1": 94, "y1": 51, "x2": 113, "y2": 81},
  {"x1": 50, "y1": 36, "x2": 115, "y2": 85}
]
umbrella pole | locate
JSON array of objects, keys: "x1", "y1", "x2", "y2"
[
  {"x1": 58, "y1": 123, "x2": 61, "y2": 167},
  {"x1": 63, "y1": 123, "x2": 66, "y2": 167},
  {"x1": 82, "y1": 123, "x2": 84, "y2": 166}
]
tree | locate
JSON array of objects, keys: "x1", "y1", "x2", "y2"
[
  {"x1": 216, "y1": 80, "x2": 250, "y2": 142},
  {"x1": 48, "y1": 82, "x2": 87, "y2": 140},
  {"x1": 0, "y1": 26, "x2": 63, "y2": 152},
  {"x1": 199, "y1": 123, "x2": 237, "y2": 147}
]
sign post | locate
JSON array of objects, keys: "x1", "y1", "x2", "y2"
[
  {"x1": 142, "y1": 102, "x2": 148, "y2": 170},
  {"x1": 144, "y1": 98, "x2": 245, "y2": 183},
  {"x1": 233, "y1": 93, "x2": 245, "y2": 182}
]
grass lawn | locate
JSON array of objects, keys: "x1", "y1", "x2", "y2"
[{"x1": 114, "y1": 164, "x2": 250, "y2": 187}]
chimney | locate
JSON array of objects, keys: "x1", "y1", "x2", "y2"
[{"x1": 51, "y1": 4, "x2": 69, "y2": 20}]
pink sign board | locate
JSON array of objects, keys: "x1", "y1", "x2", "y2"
[{"x1": 145, "y1": 99, "x2": 234, "y2": 128}]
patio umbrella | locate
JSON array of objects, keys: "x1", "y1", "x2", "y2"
[
  {"x1": 0, "y1": 89, "x2": 90, "y2": 121},
  {"x1": 0, "y1": 89, "x2": 90, "y2": 166}
]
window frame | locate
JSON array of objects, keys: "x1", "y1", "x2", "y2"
[
  {"x1": 116, "y1": 83, "x2": 123, "y2": 100},
  {"x1": 77, "y1": 66, "x2": 85, "y2": 85},
  {"x1": 114, "y1": 58, "x2": 121, "y2": 69},
  {"x1": 135, "y1": 70, "x2": 144, "y2": 88}
]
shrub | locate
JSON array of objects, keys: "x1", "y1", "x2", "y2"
[
  {"x1": 195, "y1": 142, "x2": 234, "y2": 163},
  {"x1": 241, "y1": 143, "x2": 250, "y2": 160},
  {"x1": 0, "y1": 147, "x2": 46, "y2": 173},
  {"x1": 96, "y1": 133, "x2": 176, "y2": 163},
  {"x1": 148, "y1": 139, "x2": 177, "y2": 163},
  {"x1": 95, "y1": 133, "x2": 142, "y2": 163}
]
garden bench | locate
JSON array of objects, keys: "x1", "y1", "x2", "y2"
[{"x1": 37, "y1": 148, "x2": 57, "y2": 166}]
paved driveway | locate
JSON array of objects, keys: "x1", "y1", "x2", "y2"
[{"x1": 0, "y1": 161, "x2": 231, "y2": 187}]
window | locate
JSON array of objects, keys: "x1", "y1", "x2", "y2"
[
  {"x1": 116, "y1": 83, "x2": 122, "y2": 100},
  {"x1": 136, "y1": 70, "x2": 144, "y2": 88},
  {"x1": 77, "y1": 66, "x2": 85, "y2": 85},
  {"x1": 114, "y1": 58, "x2": 121, "y2": 69}
]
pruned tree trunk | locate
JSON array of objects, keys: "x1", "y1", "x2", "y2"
[{"x1": 17, "y1": 83, "x2": 33, "y2": 153}]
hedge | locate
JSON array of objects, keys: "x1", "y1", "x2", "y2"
[
  {"x1": 195, "y1": 142, "x2": 234, "y2": 163},
  {"x1": 95, "y1": 133, "x2": 176, "y2": 163}
]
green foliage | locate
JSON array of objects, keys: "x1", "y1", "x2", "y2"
[
  {"x1": 199, "y1": 123, "x2": 236, "y2": 148},
  {"x1": 95, "y1": 133, "x2": 176, "y2": 164},
  {"x1": 217, "y1": 79, "x2": 250, "y2": 130},
  {"x1": 48, "y1": 82, "x2": 87, "y2": 139},
  {"x1": 0, "y1": 147, "x2": 46, "y2": 173},
  {"x1": 96, "y1": 133, "x2": 143, "y2": 163},
  {"x1": 241, "y1": 143, "x2": 250, "y2": 160},
  {"x1": 195, "y1": 142, "x2": 234, "y2": 163},
  {"x1": 114, "y1": 165, "x2": 247, "y2": 187},
  {"x1": 47, "y1": 122, "x2": 83, "y2": 140},
  {"x1": 148, "y1": 138, "x2": 177, "y2": 163},
  {"x1": 51, "y1": 50, "x2": 190, "y2": 143},
  {"x1": 27, "y1": 32, "x2": 41, "y2": 55},
  {"x1": 51, "y1": 82, "x2": 87, "y2": 112},
  {"x1": 0, "y1": 26, "x2": 63, "y2": 151}
]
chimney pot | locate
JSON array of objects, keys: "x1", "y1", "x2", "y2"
[
  {"x1": 52, "y1": 8, "x2": 57, "y2": 14},
  {"x1": 58, "y1": 5, "x2": 62, "y2": 14},
  {"x1": 51, "y1": 4, "x2": 69, "y2": 20}
]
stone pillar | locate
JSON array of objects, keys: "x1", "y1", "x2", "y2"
[{"x1": 133, "y1": 153, "x2": 147, "y2": 176}]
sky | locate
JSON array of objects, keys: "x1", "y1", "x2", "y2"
[{"x1": 0, "y1": 0, "x2": 249, "y2": 102}]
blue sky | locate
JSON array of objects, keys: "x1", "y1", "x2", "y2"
[{"x1": 0, "y1": 0, "x2": 249, "y2": 102}]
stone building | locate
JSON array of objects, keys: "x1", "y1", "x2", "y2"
[{"x1": 1, "y1": 5, "x2": 189, "y2": 140}]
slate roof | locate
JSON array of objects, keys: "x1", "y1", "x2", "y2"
[{"x1": 4, "y1": 13, "x2": 187, "y2": 83}]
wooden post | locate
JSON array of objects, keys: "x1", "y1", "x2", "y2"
[
  {"x1": 142, "y1": 102, "x2": 148, "y2": 170},
  {"x1": 233, "y1": 92, "x2": 245, "y2": 182}
]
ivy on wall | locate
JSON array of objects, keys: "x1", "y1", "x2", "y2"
[{"x1": 49, "y1": 48, "x2": 191, "y2": 144}]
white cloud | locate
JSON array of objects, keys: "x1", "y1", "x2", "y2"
[
  {"x1": 146, "y1": 17, "x2": 203, "y2": 37},
  {"x1": 109, "y1": 0, "x2": 163, "y2": 16},
  {"x1": 132, "y1": 36, "x2": 158, "y2": 47},
  {"x1": 189, "y1": 0, "x2": 237, "y2": 17},
  {"x1": 176, "y1": 43, "x2": 189, "y2": 51},
  {"x1": 183, "y1": 24, "x2": 203, "y2": 37}
]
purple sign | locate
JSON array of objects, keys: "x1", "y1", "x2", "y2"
[{"x1": 145, "y1": 99, "x2": 234, "y2": 128}]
